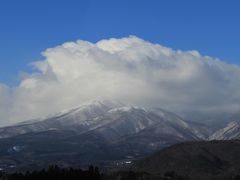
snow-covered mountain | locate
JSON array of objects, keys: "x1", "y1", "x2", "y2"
[
  {"x1": 0, "y1": 100, "x2": 203, "y2": 140},
  {"x1": 209, "y1": 121, "x2": 240, "y2": 140},
  {"x1": 0, "y1": 100, "x2": 210, "y2": 170}
]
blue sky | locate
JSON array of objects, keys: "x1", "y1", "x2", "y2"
[{"x1": 0, "y1": 0, "x2": 240, "y2": 85}]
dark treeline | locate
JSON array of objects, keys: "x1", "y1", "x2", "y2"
[
  {"x1": 0, "y1": 165, "x2": 101, "y2": 180},
  {"x1": 1, "y1": 166, "x2": 240, "y2": 180}
]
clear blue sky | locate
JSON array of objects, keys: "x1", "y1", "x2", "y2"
[{"x1": 0, "y1": 0, "x2": 240, "y2": 85}]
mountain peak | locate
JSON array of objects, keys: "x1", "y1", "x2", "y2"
[{"x1": 84, "y1": 99, "x2": 124, "y2": 109}]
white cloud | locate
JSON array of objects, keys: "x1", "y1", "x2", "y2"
[{"x1": 1, "y1": 36, "x2": 240, "y2": 125}]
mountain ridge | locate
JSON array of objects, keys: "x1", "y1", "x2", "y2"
[{"x1": 209, "y1": 121, "x2": 240, "y2": 140}]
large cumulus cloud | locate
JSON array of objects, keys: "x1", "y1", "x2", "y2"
[{"x1": 1, "y1": 36, "x2": 240, "y2": 125}]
